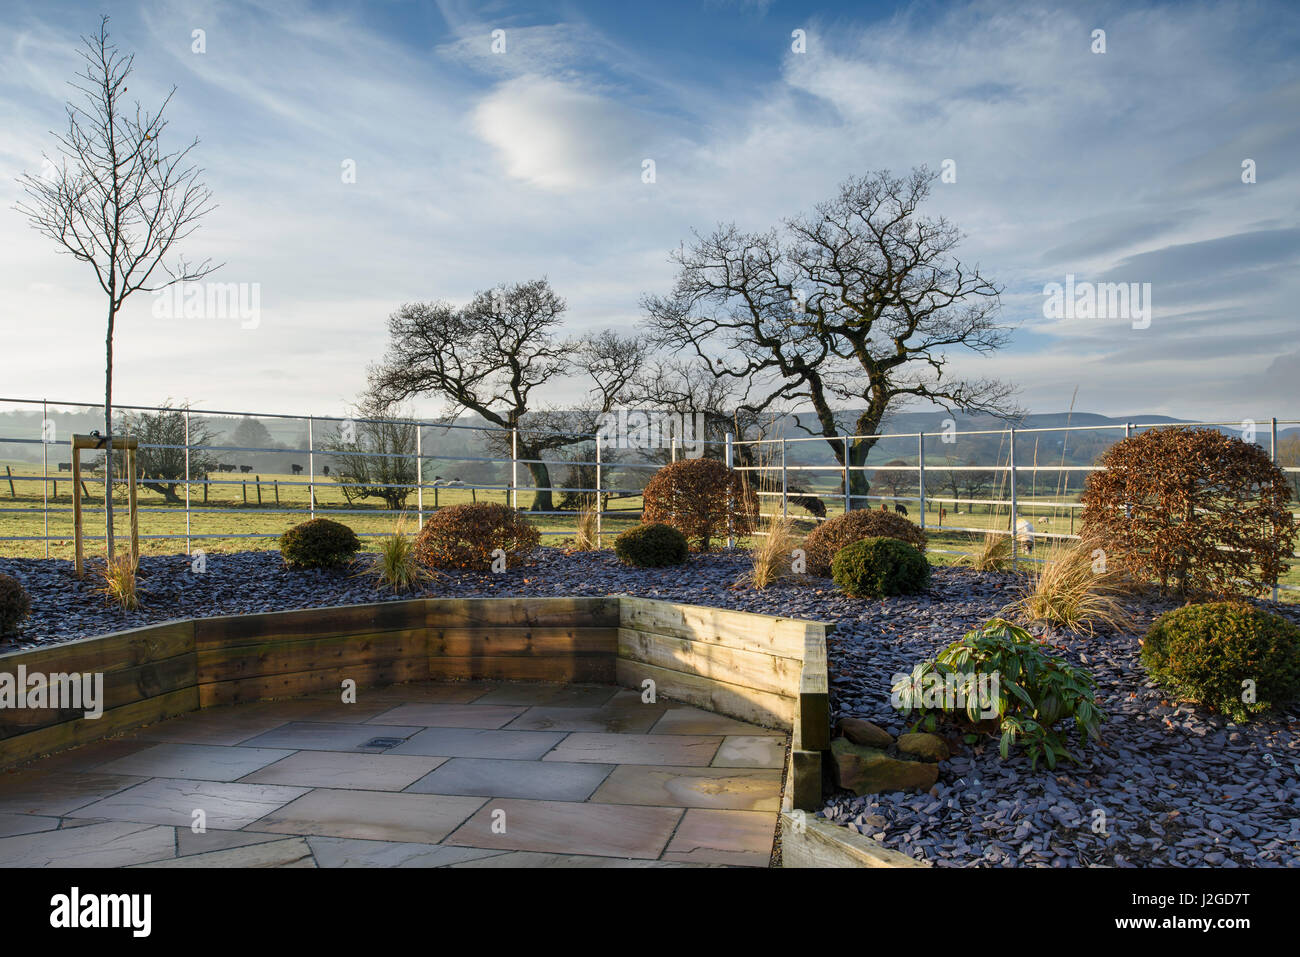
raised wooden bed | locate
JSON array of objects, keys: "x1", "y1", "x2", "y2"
[{"x1": 0, "y1": 597, "x2": 832, "y2": 805}]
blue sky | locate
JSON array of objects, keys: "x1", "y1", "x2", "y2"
[{"x1": 1, "y1": 0, "x2": 1298, "y2": 421}]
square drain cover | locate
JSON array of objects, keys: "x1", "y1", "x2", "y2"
[{"x1": 361, "y1": 737, "x2": 406, "y2": 749}]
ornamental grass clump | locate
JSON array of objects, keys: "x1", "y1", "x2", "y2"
[
  {"x1": 1002, "y1": 536, "x2": 1133, "y2": 636},
  {"x1": 892, "y1": 617, "x2": 1108, "y2": 770},
  {"x1": 1141, "y1": 602, "x2": 1300, "y2": 723},
  {"x1": 744, "y1": 513, "x2": 800, "y2": 589},
  {"x1": 964, "y1": 531, "x2": 1014, "y2": 572},
  {"x1": 361, "y1": 516, "x2": 434, "y2": 592},
  {"x1": 97, "y1": 552, "x2": 142, "y2": 610}
]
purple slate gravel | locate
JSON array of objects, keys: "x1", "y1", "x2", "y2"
[{"x1": 1, "y1": 547, "x2": 1298, "y2": 867}]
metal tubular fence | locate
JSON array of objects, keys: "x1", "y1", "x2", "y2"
[{"x1": 1, "y1": 397, "x2": 1297, "y2": 599}]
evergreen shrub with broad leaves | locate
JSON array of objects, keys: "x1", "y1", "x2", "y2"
[
  {"x1": 1080, "y1": 427, "x2": 1295, "y2": 598},
  {"x1": 892, "y1": 618, "x2": 1108, "y2": 770}
]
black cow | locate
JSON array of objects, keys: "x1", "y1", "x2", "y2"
[
  {"x1": 322, "y1": 465, "x2": 330, "y2": 476},
  {"x1": 290, "y1": 464, "x2": 303, "y2": 475},
  {"x1": 216, "y1": 463, "x2": 233, "y2": 472},
  {"x1": 239, "y1": 465, "x2": 253, "y2": 474},
  {"x1": 894, "y1": 503, "x2": 908, "y2": 516},
  {"x1": 57, "y1": 462, "x2": 71, "y2": 472}
]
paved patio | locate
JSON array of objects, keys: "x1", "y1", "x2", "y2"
[{"x1": 0, "y1": 681, "x2": 787, "y2": 867}]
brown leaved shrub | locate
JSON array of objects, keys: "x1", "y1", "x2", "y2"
[
  {"x1": 804, "y1": 508, "x2": 928, "y2": 577},
  {"x1": 641, "y1": 458, "x2": 754, "y2": 551},
  {"x1": 414, "y1": 502, "x2": 540, "y2": 571},
  {"x1": 1079, "y1": 427, "x2": 1295, "y2": 598}
]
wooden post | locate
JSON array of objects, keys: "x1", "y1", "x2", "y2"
[
  {"x1": 242, "y1": 481, "x2": 248, "y2": 504},
  {"x1": 203, "y1": 476, "x2": 209, "y2": 504},
  {"x1": 274, "y1": 480, "x2": 279, "y2": 505},
  {"x1": 5, "y1": 466, "x2": 13, "y2": 498},
  {"x1": 256, "y1": 476, "x2": 262, "y2": 505},
  {"x1": 71, "y1": 433, "x2": 137, "y2": 576}
]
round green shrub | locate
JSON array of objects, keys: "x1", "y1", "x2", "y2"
[
  {"x1": 1141, "y1": 601, "x2": 1300, "y2": 723},
  {"x1": 831, "y1": 536, "x2": 930, "y2": 598},
  {"x1": 0, "y1": 572, "x2": 31, "y2": 635},
  {"x1": 614, "y1": 523, "x2": 690, "y2": 568},
  {"x1": 279, "y1": 518, "x2": 362, "y2": 569}
]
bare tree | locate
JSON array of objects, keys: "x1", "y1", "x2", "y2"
[
  {"x1": 958, "y1": 460, "x2": 995, "y2": 514},
  {"x1": 16, "y1": 17, "x2": 217, "y2": 557},
  {"x1": 643, "y1": 167, "x2": 1019, "y2": 508},
  {"x1": 874, "y1": 458, "x2": 914, "y2": 501},
  {"x1": 370, "y1": 279, "x2": 591, "y2": 512},
  {"x1": 119, "y1": 401, "x2": 216, "y2": 504},
  {"x1": 325, "y1": 394, "x2": 417, "y2": 512}
]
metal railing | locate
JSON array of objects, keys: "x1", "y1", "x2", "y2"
[
  {"x1": 0, "y1": 396, "x2": 719, "y2": 556},
  {"x1": 731, "y1": 417, "x2": 1300, "y2": 599}
]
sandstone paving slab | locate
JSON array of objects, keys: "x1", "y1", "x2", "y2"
[
  {"x1": 366, "y1": 703, "x2": 528, "y2": 729},
  {"x1": 712, "y1": 735, "x2": 787, "y2": 769},
  {"x1": 97, "y1": 743, "x2": 295, "y2": 782},
  {"x1": 0, "y1": 769, "x2": 145, "y2": 816},
  {"x1": 503, "y1": 702, "x2": 664, "y2": 734},
  {"x1": 240, "y1": 721, "x2": 424, "y2": 751},
  {"x1": 472, "y1": 684, "x2": 620, "y2": 708},
  {"x1": 11, "y1": 737, "x2": 154, "y2": 772},
  {"x1": 589, "y1": 765, "x2": 783, "y2": 811},
  {"x1": 175, "y1": 827, "x2": 287, "y2": 857},
  {"x1": 0, "y1": 811, "x2": 61, "y2": 838},
  {"x1": 240, "y1": 750, "x2": 447, "y2": 791},
  {"x1": 543, "y1": 732, "x2": 722, "y2": 767},
  {"x1": 387, "y1": 727, "x2": 567, "y2": 760},
  {"x1": 444, "y1": 798, "x2": 683, "y2": 859},
  {"x1": 448, "y1": 850, "x2": 715, "y2": 868},
  {"x1": 406, "y1": 757, "x2": 615, "y2": 801},
  {"x1": 67, "y1": 778, "x2": 310, "y2": 830},
  {"x1": 661, "y1": 808, "x2": 777, "y2": 867},
  {"x1": 307, "y1": 837, "x2": 507, "y2": 868},
  {"x1": 0, "y1": 819, "x2": 177, "y2": 867},
  {"x1": 256, "y1": 788, "x2": 486, "y2": 843},
  {"x1": 134, "y1": 837, "x2": 316, "y2": 868},
  {"x1": 650, "y1": 707, "x2": 786, "y2": 737}
]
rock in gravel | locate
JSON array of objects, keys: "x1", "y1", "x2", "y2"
[
  {"x1": 840, "y1": 717, "x2": 895, "y2": 748},
  {"x1": 831, "y1": 738, "x2": 939, "y2": 795},
  {"x1": 897, "y1": 732, "x2": 950, "y2": 762}
]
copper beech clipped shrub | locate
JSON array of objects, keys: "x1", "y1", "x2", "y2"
[
  {"x1": 414, "y1": 502, "x2": 540, "y2": 571},
  {"x1": 804, "y1": 508, "x2": 928, "y2": 577},
  {"x1": 640, "y1": 458, "x2": 754, "y2": 551},
  {"x1": 1079, "y1": 427, "x2": 1296, "y2": 598}
]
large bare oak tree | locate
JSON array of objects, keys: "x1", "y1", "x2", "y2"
[
  {"x1": 642, "y1": 167, "x2": 1018, "y2": 507},
  {"x1": 16, "y1": 16, "x2": 217, "y2": 556}
]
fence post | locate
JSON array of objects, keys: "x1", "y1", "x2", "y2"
[
  {"x1": 42, "y1": 398, "x2": 49, "y2": 558},
  {"x1": 184, "y1": 407, "x2": 191, "y2": 557},
  {"x1": 843, "y1": 436, "x2": 851, "y2": 514},
  {"x1": 595, "y1": 435, "x2": 603, "y2": 549},
  {"x1": 308, "y1": 416, "x2": 316, "y2": 519},
  {"x1": 917, "y1": 432, "x2": 926, "y2": 531},
  {"x1": 1009, "y1": 427, "x2": 1018, "y2": 569},
  {"x1": 416, "y1": 422, "x2": 423, "y2": 526},
  {"x1": 725, "y1": 432, "x2": 735, "y2": 548},
  {"x1": 671, "y1": 435, "x2": 678, "y2": 463},
  {"x1": 511, "y1": 428, "x2": 519, "y2": 511},
  {"x1": 781, "y1": 437, "x2": 789, "y2": 519},
  {"x1": 1272, "y1": 416, "x2": 1280, "y2": 602}
]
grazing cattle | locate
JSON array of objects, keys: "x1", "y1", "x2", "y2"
[
  {"x1": 239, "y1": 465, "x2": 253, "y2": 474},
  {"x1": 290, "y1": 464, "x2": 303, "y2": 475},
  {"x1": 57, "y1": 462, "x2": 71, "y2": 472},
  {"x1": 322, "y1": 465, "x2": 330, "y2": 476},
  {"x1": 894, "y1": 503, "x2": 908, "y2": 516},
  {"x1": 216, "y1": 463, "x2": 234, "y2": 472}
]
